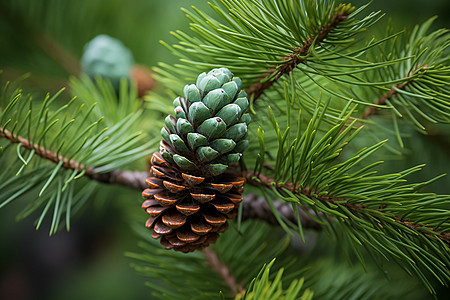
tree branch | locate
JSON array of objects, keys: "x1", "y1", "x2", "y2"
[
  {"x1": 360, "y1": 82, "x2": 407, "y2": 120},
  {"x1": 7, "y1": 127, "x2": 445, "y2": 245},
  {"x1": 86, "y1": 168, "x2": 149, "y2": 190},
  {"x1": 0, "y1": 127, "x2": 85, "y2": 171},
  {"x1": 241, "y1": 193, "x2": 322, "y2": 231},
  {"x1": 360, "y1": 66, "x2": 427, "y2": 120},
  {"x1": 0, "y1": 127, "x2": 148, "y2": 189},
  {"x1": 5, "y1": 126, "x2": 446, "y2": 244},
  {"x1": 247, "y1": 9, "x2": 349, "y2": 101},
  {"x1": 245, "y1": 170, "x2": 450, "y2": 247},
  {"x1": 0, "y1": 128, "x2": 320, "y2": 230},
  {"x1": 204, "y1": 248, "x2": 244, "y2": 297}
]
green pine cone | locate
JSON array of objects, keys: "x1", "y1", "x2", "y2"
[{"x1": 161, "y1": 67, "x2": 250, "y2": 177}]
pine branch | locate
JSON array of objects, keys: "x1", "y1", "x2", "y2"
[
  {"x1": 87, "y1": 169, "x2": 149, "y2": 190},
  {"x1": 87, "y1": 167, "x2": 323, "y2": 230},
  {"x1": 0, "y1": 125, "x2": 150, "y2": 188},
  {"x1": 204, "y1": 248, "x2": 244, "y2": 297},
  {"x1": 359, "y1": 85, "x2": 398, "y2": 120},
  {"x1": 241, "y1": 193, "x2": 322, "y2": 231},
  {"x1": 245, "y1": 170, "x2": 450, "y2": 247},
  {"x1": 247, "y1": 9, "x2": 350, "y2": 101},
  {"x1": 360, "y1": 66, "x2": 424, "y2": 120},
  {"x1": 0, "y1": 125, "x2": 321, "y2": 230},
  {"x1": 0, "y1": 127, "x2": 84, "y2": 171},
  {"x1": 0, "y1": 79, "x2": 153, "y2": 233}
]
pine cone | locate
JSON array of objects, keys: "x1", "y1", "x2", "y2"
[{"x1": 142, "y1": 68, "x2": 250, "y2": 252}]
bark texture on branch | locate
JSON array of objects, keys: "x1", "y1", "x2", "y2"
[{"x1": 241, "y1": 193, "x2": 322, "y2": 231}]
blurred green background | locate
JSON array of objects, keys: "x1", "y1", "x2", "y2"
[{"x1": 0, "y1": 0, "x2": 449, "y2": 299}]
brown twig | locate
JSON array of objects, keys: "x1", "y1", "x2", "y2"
[
  {"x1": 0, "y1": 127, "x2": 148, "y2": 189},
  {"x1": 244, "y1": 170, "x2": 450, "y2": 247},
  {"x1": 241, "y1": 193, "x2": 322, "y2": 231},
  {"x1": 247, "y1": 10, "x2": 349, "y2": 101},
  {"x1": 204, "y1": 248, "x2": 244, "y2": 297},
  {"x1": 87, "y1": 169, "x2": 149, "y2": 190},
  {"x1": 359, "y1": 82, "x2": 407, "y2": 120},
  {"x1": 0, "y1": 127, "x2": 85, "y2": 172},
  {"x1": 0, "y1": 127, "x2": 321, "y2": 230},
  {"x1": 359, "y1": 65, "x2": 427, "y2": 120}
]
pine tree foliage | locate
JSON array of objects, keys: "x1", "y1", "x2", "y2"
[
  {"x1": 127, "y1": 221, "x2": 302, "y2": 300},
  {"x1": 345, "y1": 17, "x2": 450, "y2": 132},
  {"x1": 248, "y1": 88, "x2": 450, "y2": 292},
  {"x1": 0, "y1": 0, "x2": 449, "y2": 298},
  {"x1": 0, "y1": 75, "x2": 153, "y2": 234},
  {"x1": 128, "y1": 220, "x2": 430, "y2": 299},
  {"x1": 160, "y1": 0, "x2": 379, "y2": 83},
  {"x1": 70, "y1": 75, "x2": 142, "y2": 126},
  {"x1": 149, "y1": 0, "x2": 450, "y2": 295},
  {"x1": 235, "y1": 259, "x2": 313, "y2": 300},
  {"x1": 157, "y1": 0, "x2": 450, "y2": 132}
]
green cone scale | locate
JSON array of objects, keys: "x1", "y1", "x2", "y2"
[{"x1": 142, "y1": 68, "x2": 249, "y2": 253}]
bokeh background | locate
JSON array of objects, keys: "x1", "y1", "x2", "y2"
[{"x1": 0, "y1": 0, "x2": 449, "y2": 299}]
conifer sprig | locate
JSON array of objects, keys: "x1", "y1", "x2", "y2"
[
  {"x1": 0, "y1": 77, "x2": 153, "y2": 233},
  {"x1": 357, "y1": 18, "x2": 450, "y2": 130},
  {"x1": 128, "y1": 219, "x2": 430, "y2": 299},
  {"x1": 248, "y1": 100, "x2": 449, "y2": 292},
  {"x1": 158, "y1": 0, "x2": 383, "y2": 95}
]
